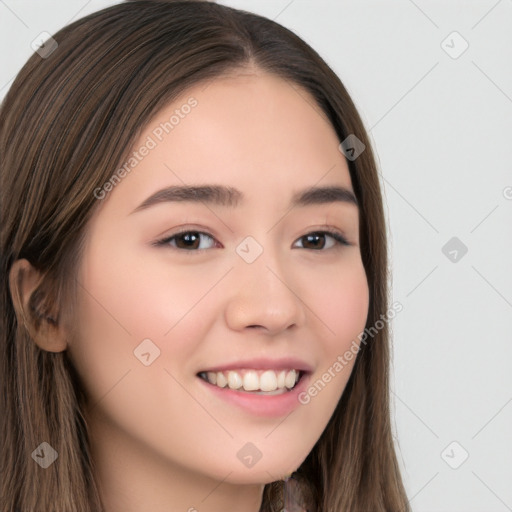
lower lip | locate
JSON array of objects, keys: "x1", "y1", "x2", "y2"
[{"x1": 197, "y1": 372, "x2": 310, "y2": 418}]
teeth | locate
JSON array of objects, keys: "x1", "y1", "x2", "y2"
[
  {"x1": 200, "y1": 369, "x2": 301, "y2": 392},
  {"x1": 285, "y1": 370, "x2": 297, "y2": 389},
  {"x1": 260, "y1": 370, "x2": 277, "y2": 392},
  {"x1": 277, "y1": 370, "x2": 286, "y2": 388},
  {"x1": 228, "y1": 371, "x2": 243, "y2": 390},
  {"x1": 216, "y1": 372, "x2": 227, "y2": 388},
  {"x1": 243, "y1": 371, "x2": 259, "y2": 391}
]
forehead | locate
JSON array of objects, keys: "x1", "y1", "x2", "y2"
[{"x1": 91, "y1": 70, "x2": 354, "y2": 220}]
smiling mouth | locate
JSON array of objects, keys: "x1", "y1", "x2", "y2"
[{"x1": 197, "y1": 368, "x2": 304, "y2": 395}]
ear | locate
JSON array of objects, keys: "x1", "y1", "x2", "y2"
[{"x1": 8, "y1": 259, "x2": 68, "y2": 352}]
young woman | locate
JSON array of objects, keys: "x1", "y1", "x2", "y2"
[{"x1": 0, "y1": 1, "x2": 411, "y2": 511}]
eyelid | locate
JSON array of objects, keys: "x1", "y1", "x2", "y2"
[
  {"x1": 152, "y1": 225, "x2": 352, "y2": 251},
  {"x1": 307, "y1": 229, "x2": 351, "y2": 248},
  {"x1": 152, "y1": 228, "x2": 219, "y2": 251}
]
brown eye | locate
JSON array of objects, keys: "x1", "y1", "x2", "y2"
[
  {"x1": 174, "y1": 232, "x2": 202, "y2": 249},
  {"x1": 155, "y1": 230, "x2": 217, "y2": 251},
  {"x1": 294, "y1": 230, "x2": 350, "y2": 250},
  {"x1": 301, "y1": 233, "x2": 328, "y2": 250}
]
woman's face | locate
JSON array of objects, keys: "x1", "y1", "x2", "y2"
[{"x1": 67, "y1": 69, "x2": 369, "y2": 487}]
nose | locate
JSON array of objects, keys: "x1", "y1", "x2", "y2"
[{"x1": 224, "y1": 247, "x2": 306, "y2": 336}]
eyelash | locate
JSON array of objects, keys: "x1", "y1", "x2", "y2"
[{"x1": 153, "y1": 228, "x2": 351, "y2": 253}]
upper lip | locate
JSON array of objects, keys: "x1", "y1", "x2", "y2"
[{"x1": 198, "y1": 357, "x2": 313, "y2": 374}]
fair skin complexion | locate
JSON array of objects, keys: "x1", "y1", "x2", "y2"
[{"x1": 11, "y1": 69, "x2": 369, "y2": 512}]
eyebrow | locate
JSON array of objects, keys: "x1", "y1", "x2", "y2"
[{"x1": 130, "y1": 184, "x2": 358, "y2": 214}]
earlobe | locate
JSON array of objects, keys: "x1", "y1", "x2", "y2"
[{"x1": 8, "y1": 258, "x2": 68, "y2": 353}]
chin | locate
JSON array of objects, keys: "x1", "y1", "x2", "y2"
[{"x1": 216, "y1": 455, "x2": 307, "y2": 485}]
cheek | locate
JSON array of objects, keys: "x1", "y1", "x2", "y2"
[
  {"x1": 306, "y1": 259, "x2": 369, "y2": 384},
  {"x1": 309, "y1": 257, "x2": 370, "y2": 353},
  {"x1": 68, "y1": 239, "x2": 219, "y2": 399},
  {"x1": 65, "y1": 234, "x2": 371, "y2": 482}
]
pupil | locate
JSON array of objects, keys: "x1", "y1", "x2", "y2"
[
  {"x1": 305, "y1": 233, "x2": 324, "y2": 249},
  {"x1": 179, "y1": 232, "x2": 199, "y2": 249}
]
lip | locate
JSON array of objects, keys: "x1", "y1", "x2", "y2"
[
  {"x1": 197, "y1": 357, "x2": 314, "y2": 374},
  {"x1": 197, "y1": 371, "x2": 311, "y2": 418}
]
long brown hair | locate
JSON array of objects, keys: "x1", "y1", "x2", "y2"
[{"x1": 0, "y1": 1, "x2": 410, "y2": 510}]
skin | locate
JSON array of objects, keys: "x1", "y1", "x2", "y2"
[{"x1": 12, "y1": 68, "x2": 369, "y2": 512}]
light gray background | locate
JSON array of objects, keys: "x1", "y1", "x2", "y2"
[{"x1": 1, "y1": 1, "x2": 511, "y2": 511}]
